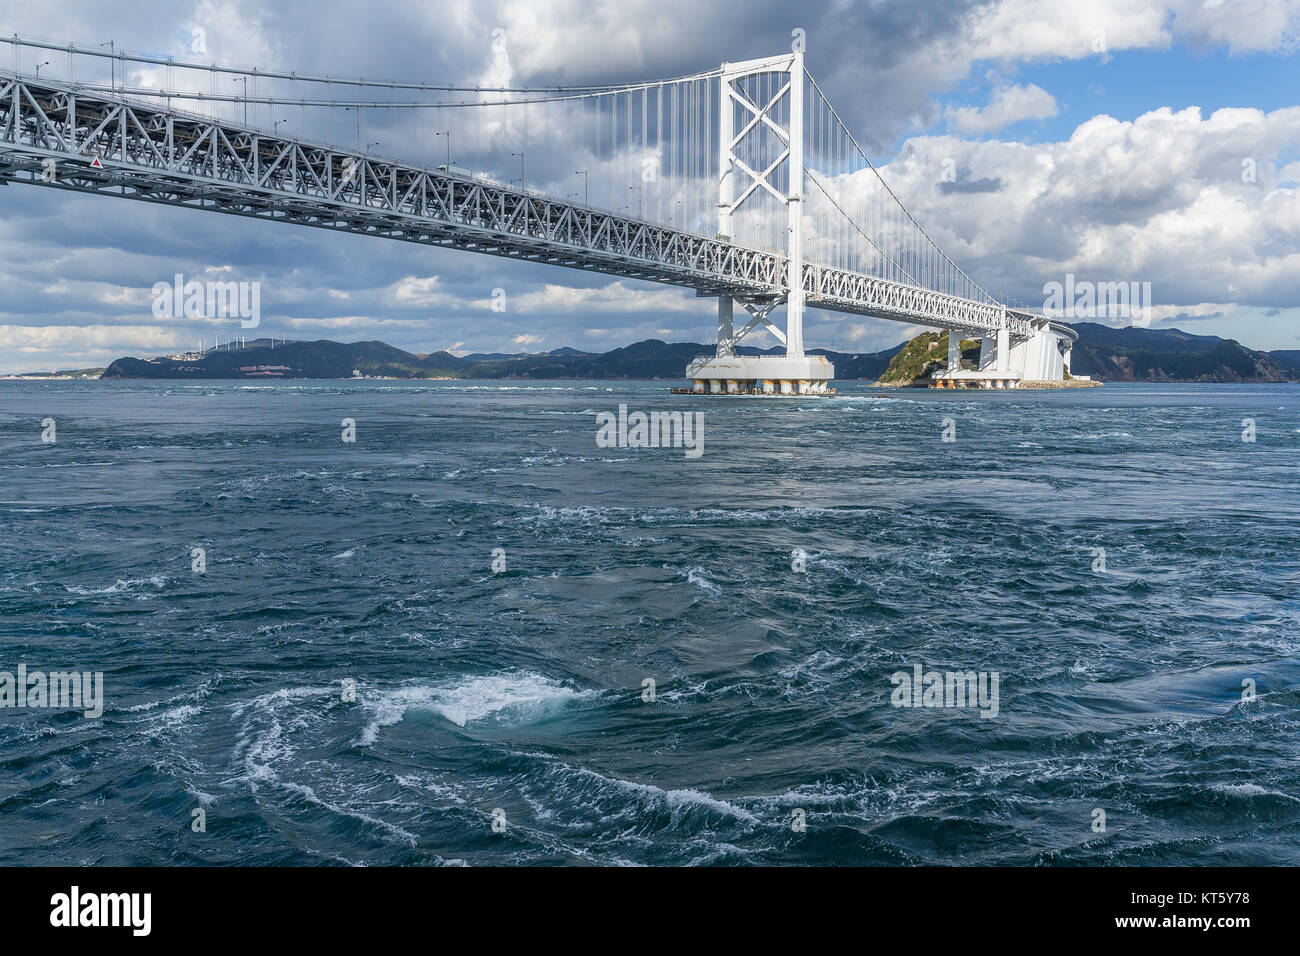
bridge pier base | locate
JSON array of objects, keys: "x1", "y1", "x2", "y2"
[{"x1": 683, "y1": 354, "x2": 835, "y2": 397}]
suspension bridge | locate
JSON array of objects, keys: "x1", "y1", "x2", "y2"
[{"x1": 0, "y1": 35, "x2": 1076, "y2": 393}]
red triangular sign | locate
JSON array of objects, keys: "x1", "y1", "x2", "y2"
[{"x1": 90, "y1": 155, "x2": 102, "y2": 169}]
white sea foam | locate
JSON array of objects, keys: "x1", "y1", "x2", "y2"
[
  {"x1": 275, "y1": 779, "x2": 419, "y2": 846},
  {"x1": 430, "y1": 672, "x2": 593, "y2": 727},
  {"x1": 526, "y1": 755, "x2": 760, "y2": 824},
  {"x1": 682, "y1": 566, "x2": 722, "y2": 597},
  {"x1": 231, "y1": 684, "x2": 338, "y2": 784},
  {"x1": 662, "y1": 787, "x2": 759, "y2": 823},
  {"x1": 1209, "y1": 782, "x2": 1295, "y2": 800},
  {"x1": 122, "y1": 674, "x2": 219, "y2": 714},
  {"x1": 187, "y1": 789, "x2": 217, "y2": 807},
  {"x1": 144, "y1": 704, "x2": 200, "y2": 736},
  {"x1": 358, "y1": 672, "x2": 593, "y2": 744},
  {"x1": 64, "y1": 574, "x2": 167, "y2": 596},
  {"x1": 517, "y1": 502, "x2": 872, "y2": 530}
]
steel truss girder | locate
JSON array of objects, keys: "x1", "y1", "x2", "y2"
[
  {"x1": 0, "y1": 71, "x2": 1032, "y2": 339},
  {"x1": 0, "y1": 73, "x2": 782, "y2": 299},
  {"x1": 805, "y1": 264, "x2": 1034, "y2": 337}
]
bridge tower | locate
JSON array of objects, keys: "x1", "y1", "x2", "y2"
[{"x1": 685, "y1": 52, "x2": 834, "y2": 395}]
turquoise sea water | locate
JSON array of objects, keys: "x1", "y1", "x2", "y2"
[{"x1": 1, "y1": 379, "x2": 1297, "y2": 865}]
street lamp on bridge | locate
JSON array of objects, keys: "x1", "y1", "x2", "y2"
[
  {"x1": 510, "y1": 151, "x2": 525, "y2": 192},
  {"x1": 98, "y1": 41, "x2": 114, "y2": 90},
  {"x1": 232, "y1": 76, "x2": 248, "y2": 124}
]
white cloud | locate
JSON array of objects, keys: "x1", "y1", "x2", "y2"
[
  {"x1": 964, "y1": 0, "x2": 1173, "y2": 61},
  {"x1": 0, "y1": 324, "x2": 176, "y2": 350},
  {"x1": 861, "y1": 103, "x2": 1300, "y2": 312},
  {"x1": 947, "y1": 83, "x2": 1058, "y2": 133},
  {"x1": 393, "y1": 275, "x2": 460, "y2": 308},
  {"x1": 509, "y1": 281, "x2": 701, "y2": 313},
  {"x1": 1169, "y1": 0, "x2": 1300, "y2": 54},
  {"x1": 963, "y1": 0, "x2": 1300, "y2": 63},
  {"x1": 0, "y1": 323, "x2": 182, "y2": 371},
  {"x1": 280, "y1": 315, "x2": 432, "y2": 329},
  {"x1": 4, "y1": 0, "x2": 1300, "y2": 366}
]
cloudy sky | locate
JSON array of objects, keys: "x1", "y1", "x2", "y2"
[{"x1": 1, "y1": 0, "x2": 1298, "y2": 372}]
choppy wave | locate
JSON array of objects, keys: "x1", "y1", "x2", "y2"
[
  {"x1": 1, "y1": 379, "x2": 1298, "y2": 865},
  {"x1": 360, "y1": 671, "x2": 594, "y2": 743}
]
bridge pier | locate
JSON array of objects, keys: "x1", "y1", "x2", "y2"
[
  {"x1": 934, "y1": 319, "x2": 1081, "y2": 388},
  {"x1": 717, "y1": 297, "x2": 735, "y2": 358},
  {"x1": 978, "y1": 335, "x2": 997, "y2": 371},
  {"x1": 686, "y1": 347, "x2": 835, "y2": 396}
]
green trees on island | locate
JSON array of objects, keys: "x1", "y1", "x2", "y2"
[{"x1": 878, "y1": 331, "x2": 980, "y2": 384}]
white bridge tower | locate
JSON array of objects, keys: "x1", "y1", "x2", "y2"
[{"x1": 685, "y1": 51, "x2": 834, "y2": 395}]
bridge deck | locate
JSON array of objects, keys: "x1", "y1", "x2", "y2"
[{"x1": 0, "y1": 71, "x2": 1032, "y2": 338}]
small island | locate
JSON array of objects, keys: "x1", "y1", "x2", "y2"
[{"x1": 876, "y1": 330, "x2": 1102, "y2": 389}]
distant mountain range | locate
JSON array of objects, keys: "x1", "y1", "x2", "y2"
[
  {"x1": 70, "y1": 323, "x2": 1300, "y2": 383},
  {"x1": 97, "y1": 337, "x2": 907, "y2": 381},
  {"x1": 1068, "y1": 323, "x2": 1300, "y2": 382}
]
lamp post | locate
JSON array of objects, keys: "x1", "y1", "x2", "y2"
[
  {"x1": 510, "y1": 151, "x2": 525, "y2": 192},
  {"x1": 99, "y1": 41, "x2": 114, "y2": 90},
  {"x1": 344, "y1": 106, "x2": 362, "y2": 152},
  {"x1": 232, "y1": 76, "x2": 247, "y2": 124},
  {"x1": 574, "y1": 169, "x2": 588, "y2": 206},
  {"x1": 433, "y1": 130, "x2": 450, "y2": 170}
]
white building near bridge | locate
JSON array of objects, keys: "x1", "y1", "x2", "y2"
[
  {"x1": 929, "y1": 317, "x2": 1078, "y2": 389},
  {"x1": 686, "y1": 314, "x2": 1079, "y2": 393}
]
